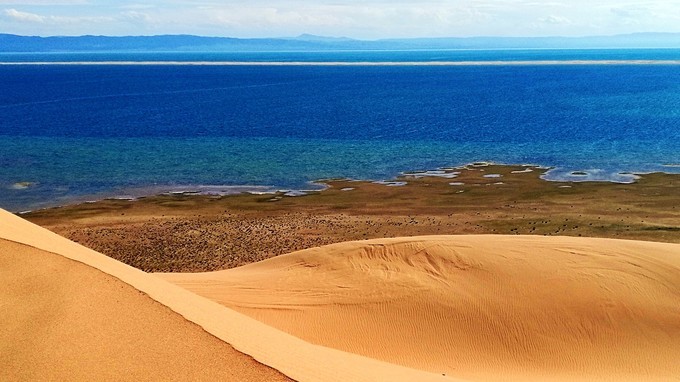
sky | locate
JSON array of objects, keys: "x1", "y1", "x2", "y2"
[{"x1": 1, "y1": 1, "x2": 680, "y2": 39}]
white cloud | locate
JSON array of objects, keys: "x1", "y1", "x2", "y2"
[
  {"x1": 0, "y1": 0, "x2": 86, "y2": 4},
  {"x1": 119, "y1": 4, "x2": 156, "y2": 10},
  {"x1": 538, "y1": 15, "x2": 572, "y2": 25},
  {"x1": 2, "y1": 1, "x2": 680, "y2": 38},
  {"x1": 3, "y1": 7, "x2": 113, "y2": 25},
  {"x1": 4, "y1": 8, "x2": 46, "y2": 23},
  {"x1": 194, "y1": 3, "x2": 501, "y2": 38},
  {"x1": 121, "y1": 10, "x2": 152, "y2": 23}
]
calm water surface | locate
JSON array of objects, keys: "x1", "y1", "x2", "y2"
[{"x1": 1, "y1": 51, "x2": 679, "y2": 211}]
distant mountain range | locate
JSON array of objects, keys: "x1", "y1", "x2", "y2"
[{"x1": 2, "y1": 33, "x2": 680, "y2": 52}]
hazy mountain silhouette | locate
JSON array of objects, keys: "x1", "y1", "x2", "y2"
[{"x1": 2, "y1": 33, "x2": 680, "y2": 52}]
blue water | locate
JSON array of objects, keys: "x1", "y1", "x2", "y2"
[{"x1": 1, "y1": 53, "x2": 679, "y2": 212}]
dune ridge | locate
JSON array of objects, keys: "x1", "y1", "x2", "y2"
[
  {"x1": 0, "y1": 208, "x2": 454, "y2": 381},
  {"x1": 0, "y1": 238, "x2": 292, "y2": 382},
  {"x1": 162, "y1": 235, "x2": 680, "y2": 381}
]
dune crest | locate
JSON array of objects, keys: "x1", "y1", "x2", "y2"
[
  {"x1": 0, "y1": 208, "x2": 455, "y2": 381},
  {"x1": 162, "y1": 235, "x2": 680, "y2": 381},
  {"x1": 0, "y1": 238, "x2": 292, "y2": 382}
]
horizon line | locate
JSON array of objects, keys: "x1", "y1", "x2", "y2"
[{"x1": 3, "y1": 60, "x2": 680, "y2": 66}]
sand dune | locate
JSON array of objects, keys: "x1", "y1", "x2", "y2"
[
  {"x1": 0, "y1": 209, "x2": 292, "y2": 381},
  {"x1": 3, "y1": 205, "x2": 679, "y2": 381},
  {"x1": 0, "y1": 208, "x2": 454, "y2": 381},
  {"x1": 161, "y1": 235, "x2": 680, "y2": 381},
  {"x1": 0, "y1": 239, "x2": 291, "y2": 382}
]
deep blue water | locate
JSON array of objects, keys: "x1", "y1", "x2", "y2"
[{"x1": 1, "y1": 54, "x2": 679, "y2": 212}]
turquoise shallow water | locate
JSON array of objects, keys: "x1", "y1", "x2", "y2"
[{"x1": 1, "y1": 54, "x2": 679, "y2": 212}]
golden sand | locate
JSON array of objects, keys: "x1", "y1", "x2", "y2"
[
  {"x1": 0, "y1": 209, "x2": 452, "y2": 381},
  {"x1": 0, "y1": 239, "x2": 291, "y2": 382},
  {"x1": 162, "y1": 235, "x2": 680, "y2": 381},
  {"x1": 3, "y1": 207, "x2": 679, "y2": 381}
]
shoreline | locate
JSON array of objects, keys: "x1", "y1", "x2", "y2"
[
  {"x1": 12, "y1": 182, "x2": 330, "y2": 215},
  {"x1": 9, "y1": 162, "x2": 680, "y2": 214},
  {"x1": 23, "y1": 163, "x2": 680, "y2": 272}
]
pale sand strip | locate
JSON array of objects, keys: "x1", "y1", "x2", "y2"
[
  {"x1": 0, "y1": 208, "x2": 454, "y2": 382},
  {"x1": 2, "y1": 60, "x2": 680, "y2": 66}
]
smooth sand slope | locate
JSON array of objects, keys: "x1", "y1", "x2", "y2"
[
  {"x1": 0, "y1": 239, "x2": 291, "y2": 382},
  {"x1": 0, "y1": 208, "x2": 454, "y2": 382},
  {"x1": 162, "y1": 235, "x2": 680, "y2": 381}
]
